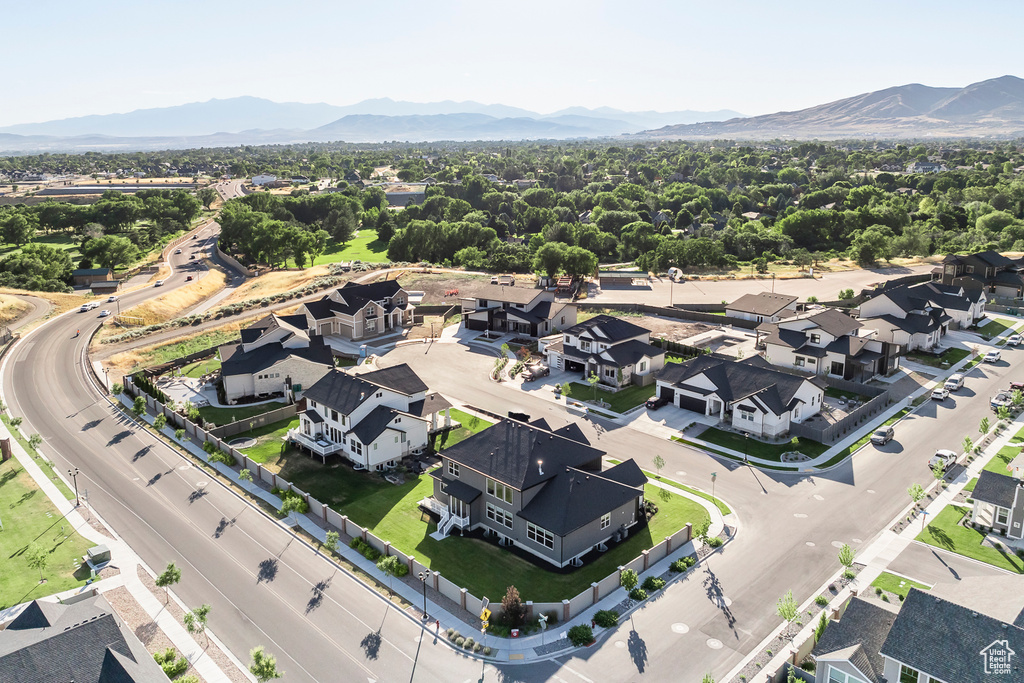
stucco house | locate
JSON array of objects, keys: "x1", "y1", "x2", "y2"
[
  {"x1": 758, "y1": 308, "x2": 900, "y2": 381},
  {"x1": 425, "y1": 418, "x2": 646, "y2": 568},
  {"x1": 875, "y1": 279, "x2": 986, "y2": 330},
  {"x1": 655, "y1": 356, "x2": 825, "y2": 438},
  {"x1": 299, "y1": 280, "x2": 414, "y2": 341},
  {"x1": 461, "y1": 285, "x2": 576, "y2": 338},
  {"x1": 543, "y1": 314, "x2": 665, "y2": 387},
  {"x1": 970, "y1": 467, "x2": 1024, "y2": 539},
  {"x1": 857, "y1": 284, "x2": 951, "y2": 352},
  {"x1": 219, "y1": 313, "x2": 335, "y2": 402},
  {"x1": 725, "y1": 292, "x2": 799, "y2": 323},
  {"x1": 290, "y1": 364, "x2": 451, "y2": 470},
  {"x1": 938, "y1": 250, "x2": 1024, "y2": 300}
]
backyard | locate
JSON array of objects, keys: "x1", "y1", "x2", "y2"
[
  {"x1": 696, "y1": 426, "x2": 830, "y2": 460},
  {"x1": 180, "y1": 357, "x2": 221, "y2": 378},
  {"x1": 197, "y1": 400, "x2": 288, "y2": 427},
  {"x1": 236, "y1": 417, "x2": 299, "y2": 463},
  {"x1": 916, "y1": 505, "x2": 1024, "y2": 574},
  {"x1": 565, "y1": 381, "x2": 657, "y2": 414},
  {"x1": 431, "y1": 408, "x2": 494, "y2": 450},
  {"x1": 0, "y1": 460, "x2": 93, "y2": 609}
]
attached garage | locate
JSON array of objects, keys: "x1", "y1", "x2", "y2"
[{"x1": 675, "y1": 392, "x2": 707, "y2": 413}]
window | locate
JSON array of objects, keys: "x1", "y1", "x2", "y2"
[
  {"x1": 350, "y1": 439, "x2": 362, "y2": 456},
  {"x1": 828, "y1": 668, "x2": 868, "y2": 683},
  {"x1": 564, "y1": 335, "x2": 570, "y2": 343},
  {"x1": 740, "y1": 411, "x2": 754, "y2": 422},
  {"x1": 486, "y1": 503, "x2": 513, "y2": 529},
  {"x1": 639, "y1": 361, "x2": 647, "y2": 372},
  {"x1": 526, "y1": 522, "x2": 554, "y2": 549},
  {"x1": 601, "y1": 513, "x2": 611, "y2": 530},
  {"x1": 997, "y1": 508, "x2": 1010, "y2": 525},
  {"x1": 373, "y1": 443, "x2": 378, "y2": 450},
  {"x1": 831, "y1": 361, "x2": 844, "y2": 376},
  {"x1": 795, "y1": 357, "x2": 805, "y2": 367},
  {"x1": 331, "y1": 409, "x2": 338, "y2": 421},
  {"x1": 487, "y1": 478, "x2": 513, "y2": 504},
  {"x1": 966, "y1": 265, "x2": 975, "y2": 274},
  {"x1": 366, "y1": 319, "x2": 376, "y2": 331},
  {"x1": 376, "y1": 391, "x2": 383, "y2": 398},
  {"x1": 899, "y1": 665, "x2": 921, "y2": 683},
  {"x1": 447, "y1": 460, "x2": 460, "y2": 477},
  {"x1": 310, "y1": 400, "x2": 316, "y2": 408},
  {"x1": 810, "y1": 333, "x2": 820, "y2": 344},
  {"x1": 580, "y1": 340, "x2": 592, "y2": 352},
  {"x1": 395, "y1": 417, "x2": 401, "y2": 423},
  {"x1": 604, "y1": 368, "x2": 616, "y2": 379}
]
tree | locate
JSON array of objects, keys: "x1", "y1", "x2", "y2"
[
  {"x1": 28, "y1": 433, "x2": 42, "y2": 450},
  {"x1": 26, "y1": 544, "x2": 48, "y2": 582},
  {"x1": 183, "y1": 604, "x2": 211, "y2": 645},
  {"x1": 693, "y1": 517, "x2": 711, "y2": 550},
  {"x1": 197, "y1": 187, "x2": 219, "y2": 209},
  {"x1": 932, "y1": 461, "x2": 946, "y2": 481},
  {"x1": 907, "y1": 483, "x2": 925, "y2": 505},
  {"x1": 652, "y1": 455, "x2": 665, "y2": 478},
  {"x1": 323, "y1": 530, "x2": 340, "y2": 555},
  {"x1": 2, "y1": 214, "x2": 34, "y2": 247},
  {"x1": 175, "y1": 428, "x2": 186, "y2": 441},
  {"x1": 239, "y1": 468, "x2": 253, "y2": 485},
  {"x1": 1013, "y1": 389, "x2": 1024, "y2": 409},
  {"x1": 81, "y1": 235, "x2": 139, "y2": 271},
  {"x1": 501, "y1": 584, "x2": 526, "y2": 627},
  {"x1": 249, "y1": 646, "x2": 282, "y2": 683},
  {"x1": 532, "y1": 241, "x2": 566, "y2": 278},
  {"x1": 561, "y1": 246, "x2": 598, "y2": 279},
  {"x1": 376, "y1": 554, "x2": 403, "y2": 598},
  {"x1": 776, "y1": 589, "x2": 798, "y2": 638},
  {"x1": 962, "y1": 436, "x2": 973, "y2": 456},
  {"x1": 153, "y1": 414, "x2": 167, "y2": 431},
  {"x1": 619, "y1": 568, "x2": 639, "y2": 592},
  {"x1": 837, "y1": 543, "x2": 855, "y2": 570},
  {"x1": 837, "y1": 288, "x2": 855, "y2": 300},
  {"x1": 998, "y1": 405, "x2": 1011, "y2": 422},
  {"x1": 111, "y1": 382, "x2": 123, "y2": 396},
  {"x1": 155, "y1": 562, "x2": 181, "y2": 603},
  {"x1": 587, "y1": 372, "x2": 600, "y2": 401},
  {"x1": 132, "y1": 396, "x2": 147, "y2": 421},
  {"x1": 702, "y1": 676, "x2": 715, "y2": 683},
  {"x1": 980, "y1": 417, "x2": 991, "y2": 436}
]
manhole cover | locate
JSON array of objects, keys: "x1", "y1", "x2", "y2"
[
  {"x1": 806, "y1": 541, "x2": 816, "y2": 547},
  {"x1": 706, "y1": 638, "x2": 723, "y2": 649},
  {"x1": 866, "y1": 489, "x2": 876, "y2": 494},
  {"x1": 671, "y1": 623, "x2": 689, "y2": 634},
  {"x1": 178, "y1": 464, "x2": 192, "y2": 471},
  {"x1": 831, "y1": 541, "x2": 846, "y2": 549},
  {"x1": 675, "y1": 471, "x2": 687, "y2": 477},
  {"x1": 614, "y1": 640, "x2": 625, "y2": 648},
  {"x1": 813, "y1": 494, "x2": 824, "y2": 501},
  {"x1": 793, "y1": 513, "x2": 808, "y2": 518},
  {"x1": 853, "y1": 538, "x2": 863, "y2": 543},
  {"x1": 196, "y1": 481, "x2": 208, "y2": 488}
]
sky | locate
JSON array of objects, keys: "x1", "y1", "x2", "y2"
[{"x1": 3, "y1": 0, "x2": 1022, "y2": 127}]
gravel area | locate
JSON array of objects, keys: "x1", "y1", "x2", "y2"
[{"x1": 533, "y1": 636, "x2": 570, "y2": 656}]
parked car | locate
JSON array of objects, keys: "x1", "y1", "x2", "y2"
[
  {"x1": 523, "y1": 364, "x2": 549, "y2": 382},
  {"x1": 98, "y1": 310, "x2": 111, "y2": 318},
  {"x1": 984, "y1": 350, "x2": 1002, "y2": 363},
  {"x1": 929, "y1": 449, "x2": 958, "y2": 470},
  {"x1": 871, "y1": 426, "x2": 894, "y2": 445},
  {"x1": 931, "y1": 387, "x2": 950, "y2": 401},
  {"x1": 991, "y1": 392, "x2": 1013, "y2": 410},
  {"x1": 154, "y1": 279, "x2": 165, "y2": 286},
  {"x1": 1010, "y1": 381, "x2": 1024, "y2": 393},
  {"x1": 106, "y1": 295, "x2": 118, "y2": 303},
  {"x1": 1010, "y1": 335, "x2": 1023, "y2": 346},
  {"x1": 944, "y1": 373, "x2": 965, "y2": 391},
  {"x1": 79, "y1": 304, "x2": 90, "y2": 312},
  {"x1": 645, "y1": 395, "x2": 670, "y2": 410}
]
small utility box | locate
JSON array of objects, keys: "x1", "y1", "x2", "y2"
[{"x1": 87, "y1": 544, "x2": 111, "y2": 565}]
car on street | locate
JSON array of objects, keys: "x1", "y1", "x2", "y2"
[
  {"x1": 870, "y1": 426, "x2": 894, "y2": 445},
  {"x1": 929, "y1": 449, "x2": 958, "y2": 470},
  {"x1": 189, "y1": 254, "x2": 196, "y2": 260},
  {"x1": 646, "y1": 395, "x2": 670, "y2": 410},
  {"x1": 154, "y1": 279, "x2": 165, "y2": 286},
  {"x1": 174, "y1": 248, "x2": 182, "y2": 254},
  {"x1": 192, "y1": 234, "x2": 198, "y2": 239},
  {"x1": 522, "y1": 364, "x2": 549, "y2": 382},
  {"x1": 106, "y1": 295, "x2": 118, "y2": 302},
  {"x1": 98, "y1": 310, "x2": 110, "y2": 317},
  {"x1": 79, "y1": 304, "x2": 90, "y2": 312},
  {"x1": 185, "y1": 275, "x2": 193, "y2": 281},
  {"x1": 944, "y1": 373, "x2": 965, "y2": 391},
  {"x1": 1010, "y1": 335, "x2": 1023, "y2": 346},
  {"x1": 991, "y1": 392, "x2": 1013, "y2": 410},
  {"x1": 984, "y1": 350, "x2": 1002, "y2": 363},
  {"x1": 931, "y1": 386, "x2": 950, "y2": 401}
]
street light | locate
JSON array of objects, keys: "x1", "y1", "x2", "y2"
[
  {"x1": 744, "y1": 432, "x2": 749, "y2": 464},
  {"x1": 711, "y1": 471, "x2": 717, "y2": 508},
  {"x1": 418, "y1": 571, "x2": 429, "y2": 621},
  {"x1": 68, "y1": 467, "x2": 80, "y2": 507}
]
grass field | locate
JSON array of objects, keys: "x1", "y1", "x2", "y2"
[
  {"x1": 870, "y1": 571, "x2": 930, "y2": 600},
  {"x1": 566, "y1": 382, "x2": 656, "y2": 413},
  {"x1": 431, "y1": 409, "x2": 494, "y2": 450},
  {"x1": 1, "y1": 415, "x2": 74, "y2": 499},
  {"x1": 0, "y1": 460, "x2": 93, "y2": 609},
  {"x1": 284, "y1": 228, "x2": 389, "y2": 268},
  {"x1": 237, "y1": 417, "x2": 299, "y2": 464},
  {"x1": 220, "y1": 265, "x2": 333, "y2": 306},
  {"x1": 916, "y1": 505, "x2": 1024, "y2": 574},
  {"x1": 0, "y1": 232, "x2": 83, "y2": 262},
  {"x1": 103, "y1": 324, "x2": 243, "y2": 377},
  {"x1": 978, "y1": 319, "x2": 1013, "y2": 339},
  {"x1": 698, "y1": 427, "x2": 829, "y2": 461}
]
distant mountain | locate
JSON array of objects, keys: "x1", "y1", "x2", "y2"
[
  {"x1": 636, "y1": 75, "x2": 1024, "y2": 140},
  {"x1": 309, "y1": 113, "x2": 599, "y2": 143},
  {"x1": 545, "y1": 106, "x2": 745, "y2": 130}
]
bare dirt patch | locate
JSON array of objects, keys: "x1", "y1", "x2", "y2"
[
  {"x1": 390, "y1": 272, "x2": 526, "y2": 305},
  {"x1": 578, "y1": 310, "x2": 716, "y2": 344}
]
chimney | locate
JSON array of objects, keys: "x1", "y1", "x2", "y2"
[{"x1": 537, "y1": 460, "x2": 544, "y2": 476}]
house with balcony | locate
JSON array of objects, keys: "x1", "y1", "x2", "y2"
[
  {"x1": 655, "y1": 355, "x2": 824, "y2": 438},
  {"x1": 856, "y1": 284, "x2": 952, "y2": 352},
  {"x1": 299, "y1": 280, "x2": 414, "y2": 341},
  {"x1": 219, "y1": 313, "x2": 335, "y2": 402},
  {"x1": 424, "y1": 418, "x2": 646, "y2": 568},
  {"x1": 290, "y1": 364, "x2": 451, "y2": 470},
  {"x1": 813, "y1": 587, "x2": 1024, "y2": 683},
  {"x1": 938, "y1": 250, "x2": 1024, "y2": 300},
  {"x1": 725, "y1": 292, "x2": 799, "y2": 323},
  {"x1": 757, "y1": 308, "x2": 900, "y2": 381},
  {"x1": 461, "y1": 285, "x2": 576, "y2": 338},
  {"x1": 543, "y1": 314, "x2": 665, "y2": 387}
]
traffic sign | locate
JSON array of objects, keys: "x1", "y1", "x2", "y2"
[{"x1": 480, "y1": 607, "x2": 491, "y2": 622}]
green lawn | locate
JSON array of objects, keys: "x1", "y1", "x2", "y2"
[
  {"x1": 237, "y1": 417, "x2": 299, "y2": 464},
  {"x1": 566, "y1": 382, "x2": 657, "y2": 413},
  {"x1": 697, "y1": 426, "x2": 829, "y2": 461},
  {"x1": 870, "y1": 571, "x2": 930, "y2": 600},
  {"x1": 285, "y1": 228, "x2": 390, "y2": 268},
  {"x1": 825, "y1": 387, "x2": 869, "y2": 401},
  {"x1": 607, "y1": 458, "x2": 732, "y2": 516},
  {"x1": 916, "y1": 505, "x2": 1024, "y2": 574},
  {"x1": 144, "y1": 330, "x2": 239, "y2": 371},
  {"x1": 1, "y1": 415, "x2": 74, "y2": 500},
  {"x1": 983, "y1": 445, "x2": 1020, "y2": 475},
  {"x1": 180, "y1": 357, "x2": 221, "y2": 378},
  {"x1": 197, "y1": 401, "x2": 287, "y2": 427},
  {"x1": 431, "y1": 409, "x2": 494, "y2": 450},
  {"x1": 670, "y1": 437, "x2": 800, "y2": 472},
  {"x1": 0, "y1": 232, "x2": 83, "y2": 262},
  {"x1": 977, "y1": 319, "x2": 1013, "y2": 339},
  {"x1": 906, "y1": 347, "x2": 970, "y2": 368},
  {"x1": 964, "y1": 477, "x2": 979, "y2": 493},
  {"x1": 0, "y1": 460, "x2": 93, "y2": 609}
]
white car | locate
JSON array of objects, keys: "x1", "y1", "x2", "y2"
[
  {"x1": 931, "y1": 387, "x2": 949, "y2": 401},
  {"x1": 984, "y1": 350, "x2": 1002, "y2": 363},
  {"x1": 99, "y1": 310, "x2": 111, "y2": 317},
  {"x1": 106, "y1": 295, "x2": 118, "y2": 302},
  {"x1": 929, "y1": 449, "x2": 957, "y2": 470},
  {"x1": 174, "y1": 248, "x2": 182, "y2": 254},
  {"x1": 1009, "y1": 335, "x2": 1022, "y2": 346},
  {"x1": 944, "y1": 373, "x2": 965, "y2": 391},
  {"x1": 79, "y1": 304, "x2": 90, "y2": 312},
  {"x1": 154, "y1": 279, "x2": 166, "y2": 287}
]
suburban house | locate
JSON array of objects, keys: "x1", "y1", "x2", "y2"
[
  {"x1": 543, "y1": 314, "x2": 665, "y2": 387},
  {"x1": 655, "y1": 355, "x2": 825, "y2": 438},
  {"x1": 461, "y1": 285, "x2": 576, "y2": 338},
  {"x1": 725, "y1": 292, "x2": 799, "y2": 323},
  {"x1": 0, "y1": 596, "x2": 167, "y2": 683},
  {"x1": 219, "y1": 313, "x2": 335, "y2": 402},
  {"x1": 970, "y1": 467, "x2": 1024, "y2": 539},
  {"x1": 906, "y1": 160, "x2": 948, "y2": 173},
  {"x1": 299, "y1": 280, "x2": 414, "y2": 341},
  {"x1": 72, "y1": 267, "x2": 113, "y2": 287},
  {"x1": 892, "y1": 280, "x2": 987, "y2": 329},
  {"x1": 757, "y1": 308, "x2": 900, "y2": 381},
  {"x1": 938, "y1": 250, "x2": 1024, "y2": 299},
  {"x1": 425, "y1": 418, "x2": 647, "y2": 568},
  {"x1": 813, "y1": 587, "x2": 1024, "y2": 683},
  {"x1": 856, "y1": 284, "x2": 952, "y2": 352},
  {"x1": 290, "y1": 364, "x2": 451, "y2": 470}
]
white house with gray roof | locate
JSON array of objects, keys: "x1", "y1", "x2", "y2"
[
  {"x1": 299, "y1": 280, "x2": 414, "y2": 342},
  {"x1": 543, "y1": 314, "x2": 665, "y2": 387},
  {"x1": 726, "y1": 292, "x2": 799, "y2": 323},
  {"x1": 461, "y1": 285, "x2": 576, "y2": 338},
  {"x1": 970, "y1": 467, "x2": 1024, "y2": 539}
]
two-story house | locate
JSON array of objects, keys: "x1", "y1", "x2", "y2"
[
  {"x1": 299, "y1": 280, "x2": 414, "y2": 341},
  {"x1": 758, "y1": 308, "x2": 900, "y2": 381},
  {"x1": 290, "y1": 364, "x2": 451, "y2": 470},
  {"x1": 814, "y1": 587, "x2": 1024, "y2": 683},
  {"x1": 970, "y1": 467, "x2": 1024, "y2": 539},
  {"x1": 425, "y1": 418, "x2": 646, "y2": 568},
  {"x1": 898, "y1": 280, "x2": 987, "y2": 329},
  {"x1": 655, "y1": 356, "x2": 824, "y2": 438},
  {"x1": 543, "y1": 314, "x2": 665, "y2": 387},
  {"x1": 725, "y1": 292, "x2": 799, "y2": 323},
  {"x1": 219, "y1": 313, "x2": 335, "y2": 402},
  {"x1": 939, "y1": 250, "x2": 1024, "y2": 299},
  {"x1": 856, "y1": 284, "x2": 952, "y2": 352},
  {"x1": 461, "y1": 285, "x2": 576, "y2": 338}
]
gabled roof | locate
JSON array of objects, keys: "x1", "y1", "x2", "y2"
[
  {"x1": 945, "y1": 250, "x2": 1016, "y2": 269},
  {"x1": 799, "y1": 308, "x2": 862, "y2": 337},
  {"x1": 518, "y1": 464, "x2": 644, "y2": 536},
  {"x1": 220, "y1": 336, "x2": 333, "y2": 377},
  {"x1": 441, "y1": 419, "x2": 604, "y2": 490},
  {"x1": 560, "y1": 339, "x2": 664, "y2": 368},
  {"x1": 240, "y1": 313, "x2": 309, "y2": 345},
  {"x1": 860, "y1": 311, "x2": 945, "y2": 336},
  {"x1": 348, "y1": 405, "x2": 399, "y2": 444},
  {"x1": 812, "y1": 597, "x2": 897, "y2": 683},
  {"x1": 726, "y1": 292, "x2": 798, "y2": 316},
  {"x1": 880, "y1": 588, "x2": 1024, "y2": 683},
  {"x1": 304, "y1": 280, "x2": 406, "y2": 319},
  {"x1": 302, "y1": 364, "x2": 430, "y2": 414},
  {"x1": 562, "y1": 314, "x2": 649, "y2": 343},
  {"x1": 972, "y1": 470, "x2": 1021, "y2": 508},
  {"x1": 471, "y1": 284, "x2": 546, "y2": 306},
  {"x1": 360, "y1": 364, "x2": 428, "y2": 395},
  {"x1": 905, "y1": 282, "x2": 977, "y2": 312}
]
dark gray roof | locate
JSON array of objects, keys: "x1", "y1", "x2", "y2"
[
  {"x1": 560, "y1": 339, "x2": 664, "y2": 368},
  {"x1": 361, "y1": 364, "x2": 428, "y2": 396},
  {"x1": 72, "y1": 268, "x2": 112, "y2": 276},
  {"x1": 812, "y1": 597, "x2": 897, "y2": 683},
  {"x1": 880, "y1": 587, "x2": 1024, "y2": 683},
  {"x1": 304, "y1": 280, "x2": 406, "y2": 319},
  {"x1": 407, "y1": 392, "x2": 452, "y2": 417},
  {"x1": 563, "y1": 314, "x2": 649, "y2": 344},
  {"x1": 518, "y1": 464, "x2": 643, "y2": 536},
  {"x1": 726, "y1": 292, "x2": 798, "y2": 316},
  {"x1": 441, "y1": 419, "x2": 604, "y2": 490},
  {"x1": 304, "y1": 409, "x2": 324, "y2": 424},
  {"x1": 602, "y1": 458, "x2": 647, "y2": 487},
  {"x1": 861, "y1": 311, "x2": 945, "y2": 336},
  {"x1": 972, "y1": 470, "x2": 1021, "y2": 508},
  {"x1": 220, "y1": 337, "x2": 334, "y2": 376},
  {"x1": 472, "y1": 284, "x2": 546, "y2": 306},
  {"x1": 348, "y1": 405, "x2": 398, "y2": 444},
  {"x1": 945, "y1": 250, "x2": 1016, "y2": 269},
  {"x1": 240, "y1": 313, "x2": 310, "y2": 344},
  {"x1": 303, "y1": 370, "x2": 378, "y2": 414},
  {"x1": 441, "y1": 477, "x2": 481, "y2": 504}
]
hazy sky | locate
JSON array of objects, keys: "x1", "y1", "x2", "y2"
[{"x1": 3, "y1": 0, "x2": 1021, "y2": 126}]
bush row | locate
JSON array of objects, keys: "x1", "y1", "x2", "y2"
[{"x1": 349, "y1": 537, "x2": 381, "y2": 561}]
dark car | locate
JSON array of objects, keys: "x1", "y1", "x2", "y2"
[
  {"x1": 523, "y1": 364, "x2": 550, "y2": 382},
  {"x1": 646, "y1": 395, "x2": 670, "y2": 410},
  {"x1": 185, "y1": 275, "x2": 194, "y2": 281},
  {"x1": 871, "y1": 425, "x2": 894, "y2": 446}
]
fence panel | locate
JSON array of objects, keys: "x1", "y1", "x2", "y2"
[
  {"x1": 437, "y1": 575, "x2": 463, "y2": 604},
  {"x1": 346, "y1": 519, "x2": 366, "y2": 541},
  {"x1": 670, "y1": 526, "x2": 692, "y2": 549},
  {"x1": 464, "y1": 593, "x2": 484, "y2": 617},
  {"x1": 822, "y1": 376, "x2": 886, "y2": 397},
  {"x1": 597, "y1": 572, "x2": 621, "y2": 598},
  {"x1": 623, "y1": 555, "x2": 646, "y2": 575},
  {"x1": 208, "y1": 404, "x2": 297, "y2": 438},
  {"x1": 260, "y1": 468, "x2": 276, "y2": 486},
  {"x1": 364, "y1": 532, "x2": 387, "y2": 556},
  {"x1": 325, "y1": 508, "x2": 345, "y2": 531},
  {"x1": 531, "y1": 602, "x2": 563, "y2": 620},
  {"x1": 567, "y1": 589, "x2": 593, "y2": 619},
  {"x1": 646, "y1": 539, "x2": 669, "y2": 565}
]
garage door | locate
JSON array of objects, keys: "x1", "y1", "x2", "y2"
[
  {"x1": 659, "y1": 385, "x2": 675, "y2": 401},
  {"x1": 676, "y1": 393, "x2": 707, "y2": 413}
]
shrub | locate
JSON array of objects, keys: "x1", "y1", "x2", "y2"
[
  {"x1": 349, "y1": 537, "x2": 382, "y2": 562},
  {"x1": 707, "y1": 536, "x2": 723, "y2": 548},
  {"x1": 455, "y1": 637, "x2": 465, "y2": 647},
  {"x1": 842, "y1": 569, "x2": 855, "y2": 580},
  {"x1": 483, "y1": 646, "x2": 492, "y2": 656},
  {"x1": 278, "y1": 490, "x2": 309, "y2": 514},
  {"x1": 543, "y1": 609, "x2": 559, "y2": 625},
  {"x1": 153, "y1": 648, "x2": 188, "y2": 678},
  {"x1": 594, "y1": 610, "x2": 619, "y2": 628},
  {"x1": 628, "y1": 587, "x2": 648, "y2": 601},
  {"x1": 875, "y1": 587, "x2": 883, "y2": 595},
  {"x1": 670, "y1": 556, "x2": 696, "y2": 573},
  {"x1": 446, "y1": 628, "x2": 455, "y2": 638},
  {"x1": 473, "y1": 642, "x2": 482, "y2": 653},
  {"x1": 642, "y1": 576, "x2": 666, "y2": 592},
  {"x1": 463, "y1": 637, "x2": 474, "y2": 650},
  {"x1": 448, "y1": 630, "x2": 460, "y2": 642},
  {"x1": 815, "y1": 595, "x2": 829, "y2": 606},
  {"x1": 567, "y1": 624, "x2": 594, "y2": 646}
]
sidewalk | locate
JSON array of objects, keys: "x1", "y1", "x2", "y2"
[{"x1": 0, "y1": 415, "x2": 249, "y2": 682}]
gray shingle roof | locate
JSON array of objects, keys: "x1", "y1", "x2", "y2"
[
  {"x1": 220, "y1": 337, "x2": 333, "y2": 377},
  {"x1": 971, "y1": 470, "x2": 1021, "y2": 508},
  {"x1": 472, "y1": 284, "x2": 546, "y2": 306},
  {"x1": 518, "y1": 464, "x2": 642, "y2": 536},
  {"x1": 812, "y1": 597, "x2": 897, "y2": 683},
  {"x1": 726, "y1": 292, "x2": 798, "y2": 316},
  {"x1": 361, "y1": 364, "x2": 428, "y2": 395},
  {"x1": 303, "y1": 280, "x2": 406, "y2": 319},
  {"x1": 347, "y1": 405, "x2": 398, "y2": 445},
  {"x1": 562, "y1": 314, "x2": 649, "y2": 343},
  {"x1": 303, "y1": 364, "x2": 428, "y2": 414}
]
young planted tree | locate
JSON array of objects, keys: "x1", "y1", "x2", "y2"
[
  {"x1": 693, "y1": 517, "x2": 711, "y2": 551},
  {"x1": 619, "y1": 568, "x2": 639, "y2": 593},
  {"x1": 837, "y1": 544, "x2": 855, "y2": 572},
  {"x1": 132, "y1": 396, "x2": 147, "y2": 421},
  {"x1": 776, "y1": 589, "x2": 799, "y2": 640},
  {"x1": 587, "y1": 372, "x2": 600, "y2": 401},
  {"x1": 701, "y1": 676, "x2": 715, "y2": 683},
  {"x1": 979, "y1": 417, "x2": 991, "y2": 436},
  {"x1": 322, "y1": 530, "x2": 340, "y2": 556},
  {"x1": 183, "y1": 604, "x2": 211, "y2": 645},
  {"x1": 239, "y1": 468, "x2": 253, "y2": 485},
  {"x1": 814, "y1": 610, "x2": 829, "y2": 643},
  {"x1": 652, "y1": 455, "x2": 665, "y2": 478},
  {"x1": 153, "y1": 414, "x2": 167, "y2": 431},
  {"x1": 998, "y1": 405, "x2": 1012, "y2": 422},
  {"x1": 249, "y1": 646, "x2": 282, "y2": 683},
  {"x1": 962, "y1": 436, "x2": 974, "y2": 456},
  {"x1": 28, "y1": 433, "x2": 42, "y2": 450},
  {"x1": 376, "y1": 555, "x2": 403, "y2": 599},
  {"x1": 501, "y1": 584, "x2": 527, "y2": 627},
  {"x1": 27, "y1": 544, "x2": 48, "y2": 582},
  {"x1": 932, "y1": 461, "x2": 946, "y2": 482},
  {"x1": 175, "y1": 428, "x2": 186, "y2": 441},
  {"x1": 155, "y1": 562, "x2": 181, "y2": 603},
  {"x1": 907, "y1": 483, "x2": 925, "y2": 507}
]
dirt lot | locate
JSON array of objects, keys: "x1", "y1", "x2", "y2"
[
  {"x1": 386, "y1": 272, "x2": 535, "y2": 305},
  {"x1": 577, "y1": 310, "x2": 717, "y2": 344}
]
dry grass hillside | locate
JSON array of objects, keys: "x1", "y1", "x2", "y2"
[
  {"x1": 219, "y1": 265, "x2": 333, "y2": 305},
  {"x1": 114, "y1": 265, "x2": 228, "y2": 326},
  {"x1": 0, "y1": 295, "x2": 30, "y2": 327}
]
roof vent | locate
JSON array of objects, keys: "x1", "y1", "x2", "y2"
[
  {"x1": 972, "y1": 612, "x2": 979, "y2": 618},
  {"x1": 538, "y1": 460, "x2": 544, "y2": 476},
  {"x1": 360, "y1": 392, "x2": 365, "y2": 400}
]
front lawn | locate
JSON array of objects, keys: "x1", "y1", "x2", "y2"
[
  {"x1": 964, "y1": 477, "x2": 979, "y2": 493},
  {"x1": 285, "y1": 228, "x2": 389, "y2": 268},
  {"x1": 870, "y1": 571, "x2": 930, "y2": 600},
  {"x1": 236, "y1": 417, "x2": 299, "y2": 464},
  {"x1": 825, "y1": 387, "x2": 869, "y2": 401},
  {"x1": 983, "y1": 445, "x2": 1019, "y2": 475},
  {"x1": 565, "y1": 382, "x2": 657, "y2": 413},
  {"x1": 197, "y1": 401, "x2": 287, "y2": 427},
  {"x1": 0, "y1": 460, "x2": 93, "y2": 609},
  {"x1": 432, "y1": 409, "x2": 494, "y2": 450},
  {"x1": 906, "y1": 347, "x2": 970, "y2": 368},
  {"x1": 607, "y1": 458, "x2": 732, "y2": 516},
  {"x1": 697, "y1": 426, "x2": 829, "y2": 461},
  {"x1": 977, "y1": 318, "x2": 1013, "y2": 339},
  {"x1": 916, "y1": 505, "x2": 1024, "y2": 574},
  {"x1": 180, "y1": 357, "x2": 221, "y2": 378}
]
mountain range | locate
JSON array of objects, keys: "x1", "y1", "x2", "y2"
[{"x1": 635, "y1": 75, "x2": 1024, "y2": 140}]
